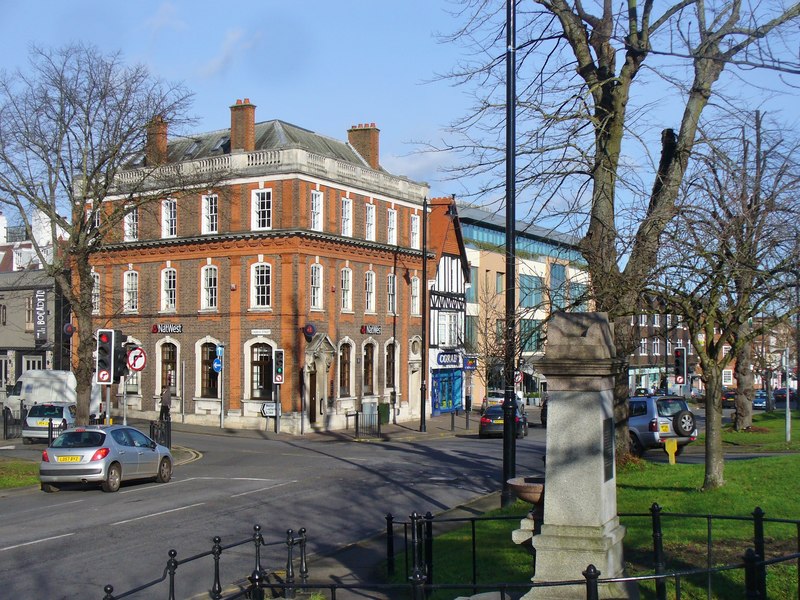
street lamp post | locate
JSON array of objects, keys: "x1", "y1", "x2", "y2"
[
  {"x1": 501, "y1": 0, "x2": 517, "y2": 507},
  {"x1": 420, "y1": 196, "x2": 428, "y2": 433}
]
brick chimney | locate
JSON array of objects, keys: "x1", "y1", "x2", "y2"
[
  {"x1": 230, "y1": 98, "x2": 256, "y2": 152},
  {"x1": 145, "y1": 115, "x2": 168, "y2": 165},
  {"x1": 347, "y1": 122, "x2": 380, "y2": 170}
]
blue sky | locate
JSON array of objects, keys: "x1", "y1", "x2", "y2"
[{"x1": 0, "y1": 0, "x2": 469, "y2": 195}]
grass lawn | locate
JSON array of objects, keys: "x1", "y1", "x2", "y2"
[
  {"x1": 0, "y1": 456, "x2": 39, "y2": 489},
  {"x1": 389, "y1": 411, "x2": 800, "y2": 599}
]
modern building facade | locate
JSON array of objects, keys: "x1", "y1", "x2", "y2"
[
  {"x1": 90, "y1": 99, "x2": 439, "y2": 433},
  {"x1": 458, "y1": 206, "x2": 589, "y2": 406}
]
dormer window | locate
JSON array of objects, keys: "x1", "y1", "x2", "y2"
[
  {"x1": 212, "y1": 136, "x2": 230, "y2": 152},
  {"x1": 184, "y1": 140, "x2": 201, "y2": 158}
]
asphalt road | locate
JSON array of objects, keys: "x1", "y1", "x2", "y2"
[{"x1": 0, "y1": 423, "x2": 547, "y2": 599}]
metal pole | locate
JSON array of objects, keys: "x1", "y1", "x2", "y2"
[
  {"x1": 122, "y1": 375, "x2": 127, "y2": 426},
  {"x1": 420, "y1": 196, "x2": 428, "y2": 432},
  {"x1": 220, "y1": 345, "x2": 225, "y2": 429},
  {"x1": 501, "y1": 0, "x2": 517, "y2": 507}
]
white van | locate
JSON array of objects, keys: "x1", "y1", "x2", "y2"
[{"x1": 4, "y1": 370, "x2": 101, "y2": 419}]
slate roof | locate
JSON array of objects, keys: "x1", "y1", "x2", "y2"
[
  {"x1": 158, "y1": 119, "x2": 370, "y2": 169},
  {"x1": 457, "y1": 205, "x2": 580, "y2": 248}
]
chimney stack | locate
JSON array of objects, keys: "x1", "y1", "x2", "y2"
[
  {"x1": 145, "y1": 115, "x2": 168, "y2": 165},
  {"x1": 230, "y1": 98, "x2": 256, "y2": 152},
  {"x1": 347, "y1": 122, "x2": 380, "y2": 170}
]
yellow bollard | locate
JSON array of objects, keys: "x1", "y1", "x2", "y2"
[{"x1": 664, "y1": 439, "x2": 678, "y2": 465}]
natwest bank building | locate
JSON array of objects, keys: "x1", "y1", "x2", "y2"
[{"x1": 89, "y1": 99, "x2": 452, "y2": 434}]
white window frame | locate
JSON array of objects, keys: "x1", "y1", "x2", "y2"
[
  {"x1": 250, "y1": 262, "x2": 272, "y2": 309},
  {"x1": 365, "y1": 270, "x2": 376, "y2": 313},
  {"x1": 310, "y1": 263, "x2": 323, "y2": 310},
  {"x1": 437, "y1": 312, "x2": 458, "y2": 347},
  {"x1": 201, "y1": 265, "x2": 218, "y2": 311},
  {"x1": 411, "y1": 276, "x2": 420, "y2": 315},
  {"x1": 652, "y1": 337, "x2": 660, "y2": 356},
  {"x1": 124, "y1": 270, "x2": 139, "y2": 313},
  {"x1": 161, "y1": 267, "x2": 177, "y2": 311},
  {"x1": 124, "y1": 206, "x2": 138, "y2": 241},
  {"x1": 251, "y1": 189, "x2": 272, "y2": 231},
  {"x1": 202, "y1": 194, "x2": 218, "y2": 234},
  {"x1": 311, "y1": 190, "x2": 323, "y2": 231},
  {"x1": 639, "y1": 338, "x2": 647, "y2": 354},
  {"x1": 410, "y1": 214, "x2": 420, "y2": 249},
  {"x1": 365, "y1": 203, "x2": 376, "y2": 241},
  {"x1": 162, "y1": 198, "x2": 177, "y2": 238},
  {"x1": 341, "y1": 268, "x2": 352, "y2": 312},
  {"x1": 92, "y1": 272, "x2": 100, "y2": 313},
  {"x1": 387, "y1": 273, "x2": 396, "y2": 314},
  {"x1": 638, "y1": 314, "x2": 647, "y2": 327},
  {"x1": 341, "y1": 197, "x2": 353, "y2": 237},
  {"x1": 387, "y1": 208, "x2": 397, "y2": 245}
]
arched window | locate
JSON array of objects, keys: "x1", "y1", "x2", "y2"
[
  {"x1": 363, "y1": 343, "x2": 375, "y2": 395},
  {"x1": 251, "y1": 343, "x2": 273, "y2": 399},
  {"x1": 201, "y1": 265, "x2": 218, "y2": 310},
  {"x1": 339, "y1": 342, "x2": 351, "y2": 397},
  {"x1": 161, "y1": 343, "x2": 177, "y2": 393},
  {"x1": 200, "y1": 342, "x2": 219, "y2": 398}
]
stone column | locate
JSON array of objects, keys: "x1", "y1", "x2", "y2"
[{"x1": 526, "y1": 312, "x2": 637, "y2": 599}]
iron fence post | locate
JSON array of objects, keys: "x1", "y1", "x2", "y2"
[
  {"x1": 752, "y1": 506, "x2": 767, "y2": 599},
  {"x1": 424, "y1": 511, "x2": 434, "y2": 585},
  {"x1": 409, "y1": 512, "x2": 426, "y2": 600},
  {"x1": 299, "y1": 528, "x2": 308, "y2": 583},
  {"x1": 248, "y1": 569, "x2": 265, "y2": 600},
  {"x1": 451, "y1": 411, "x2": 455, "y2": 431},
  {"x1": 583, "y1": 564, "x2": 600, "y2": 600},
  {"x1": 744, "y1": 548, "x2": 761, "y2": 599},
  {"x1": 48, "y1": 417, "x2": 53, "y2": 445},
  {"x1": 355, "y1": 412, "x2": 360, "y2": 438},
  {"x1": 286, "y1": 528, "x2": 296, "y2": 599},
  {"x1": 650, "y1": 502, "x2": 666, "y2": 600},
  {"x1": 211, "y1": 536, "x2": 222, "y2": 600},
  {"x1": 102, "y1": 584, "x2": 115, "y2": 600},
  {"x1": 386, "y1": 513, "x2": 396, "y2": 577},
  {"x1": 167, "y1": 549, "x2": 178, "y2": 600},
  {"x1": 253, "y1": 524, "x2": 264, "y2": 576}
]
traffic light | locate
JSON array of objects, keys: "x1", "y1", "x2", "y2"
[
  {"x1": 113, "y1": 341, "x2": 129, "y2": 380},
  {"x1": 95, "y1": 329, "x2": 115, "y2": 385},
  {"x1": 273, "y1": 349, "x2": 284, "y2": 384},
  {"x1": 674, "y1": 347, "x2": 687, "y2": 385}
]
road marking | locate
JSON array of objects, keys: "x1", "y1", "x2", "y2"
[
  {"x1": 0, "y1": 532, "x2": 75, "y2": 552},
  {"x1": 230, "y1": 481, "x2": 294, "y2": 498},
  {"x1": 112, "y1": 502, "x2": 205, "y2": 525}
]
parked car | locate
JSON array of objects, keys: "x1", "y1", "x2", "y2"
[
  {"x1": 480, "y1": 390, "x2": 504, "y2": 413},
  {"x1": 22, "y1": 402, "x2": 76, "y2": 444},
  {"x1": 772, "y1": 388, "x2": 798, "y2": 404},
  {"x1": 722, "y1": 389, "x2": 737, "y2": 408},
  {"x1": 479, "y1": 404, "x2": 528, "y2": 439},
  {"x1": 39, "y1": 424, "x2": 173, "y2": 493},
  {"x1": 633, "y1": 387, "x2": 650, "y2": 397},
  {"x1": 628, "y1": 395, "x2": 697, "y2": 457},
  {"x1": 753, "y1": 391, "x2": 768, "y2": 410}
]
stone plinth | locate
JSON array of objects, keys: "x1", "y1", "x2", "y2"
[{"x1": 525, "y1": 312, "x2": 637, "y2": 599}]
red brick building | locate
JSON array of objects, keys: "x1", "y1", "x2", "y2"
[{"x1": 90, "y1": 99, "x2": 437, "y2": 433}]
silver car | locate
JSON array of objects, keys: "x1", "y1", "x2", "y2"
[
  {"x1": 628, "y1": 395, "x2": 697, "y2": 456},
  {"x1": 39, "y1": 425, "x2": 172, "y2": 493},
  {"x1": 22, "y1": 403, "x2": 76, "y2": 444}
]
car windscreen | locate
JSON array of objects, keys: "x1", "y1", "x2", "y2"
[
  {"x1": 28, "y1": 405, "x2": 69, "y2": 419},
  {"x1": 52, "y1": 431, "x2": 105, "y2": 448},
  {"x1": 656, "y1": 398, "x2": 688, "y2": 417}
]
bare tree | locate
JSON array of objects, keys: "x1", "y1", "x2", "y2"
[
  {"x1": 655, "y1": 111, "x2": 800, "y2": 489},
  {"x1": 0, "y1": 44, "x2": 197, "y2": 422},
  {"x1": 432, "y1": 0, "x2": 800, "y2": 456}
]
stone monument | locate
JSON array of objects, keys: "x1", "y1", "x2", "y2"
[{"x1": 522, "y1": 312, "x2": 637, "y2": 599}]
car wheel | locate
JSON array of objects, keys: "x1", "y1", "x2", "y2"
[
  {"x1": 41, "y1": 483, "x2": 60, "y2": 493},
  {"x1": 629, "y1": 433, "x2": 644, "y2": 457},
  {"x1": 156, "y1": 457, "x2": 172, "y2": 483},
  {"x1": 516, "y1": 427, "x2": 524, "y2": 439},
  {"x1": 673, "y1": 410, "x2": 695, "y2": 437},
  {"x1": 102, "y1": 463, "x2": 121, "y2": 493}
]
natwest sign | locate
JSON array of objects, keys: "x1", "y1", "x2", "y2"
[
  {"x1": 360, "y1": 324, "x2": 382, "y2": 335},
  {"x1": 152, "y1": 323, "x2": 183, "y2": 334}
]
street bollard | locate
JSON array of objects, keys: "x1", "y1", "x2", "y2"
[
  {"x1": 583, "y1": 564, "x2": 600, "y2": 600},
  {"x1": 211, "y1": 536, "x2": 223, "y2": 600},
  {"x1": 166, "y1": 549, "x2": 178, "y2": 600}
]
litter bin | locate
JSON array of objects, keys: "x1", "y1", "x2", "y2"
[{"x1": 377, "y1": 403, "x2": 390, "y2": 425}]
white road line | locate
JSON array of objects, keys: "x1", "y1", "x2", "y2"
[
  {"x1": 230, "y1": 481, "x2": 294, "y2": 498},
  {"x1": 1, "y1": 532, "x2": 75, "y2": 552},
  {"x1": 112, "y1": 502, "x2": 205, "y2": 525}
]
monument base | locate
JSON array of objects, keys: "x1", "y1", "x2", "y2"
[{"x1": 524, "y1": 518, "x2": 639, "y2": 599}]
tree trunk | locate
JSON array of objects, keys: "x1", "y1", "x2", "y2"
[
  {"x1": 703, "y1": 367, "x2": 725, "y2": 490},
  {"x1": 734, "y1": 337, "x2": 754, "y2": 430}
]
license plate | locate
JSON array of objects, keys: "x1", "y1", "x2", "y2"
[
  {"x1": 37, "y1": 420, "x2": 49, "y2": 426},
  {"x1": 494, "y1": 419, "x2": 504, "y2": 424},
  {"x1": 56, "y1": 456, "x2": 81, "y2": 463},
  {"x1": 660, "y1": 424, "x2": 670, "y2": 433}
]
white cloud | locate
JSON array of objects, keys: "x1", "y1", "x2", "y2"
[
  {"x1": 197, "y1": 29, "x2": 259, "y2": 79},
  {"x1": 146, "y1": 2, "x2": 187, "y2": 33}
]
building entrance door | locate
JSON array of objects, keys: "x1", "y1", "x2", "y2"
[{"x1": 309, "y1": 371, "x2": 317, "y2": 424}]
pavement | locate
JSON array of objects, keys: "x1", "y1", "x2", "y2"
[{"x1": 1, "y1": 408, "x2": 542, "y2": 599}]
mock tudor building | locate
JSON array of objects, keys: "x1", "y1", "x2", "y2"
[{"x1": 89, "y1": 99, "x2": 443, "y2": 433}]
